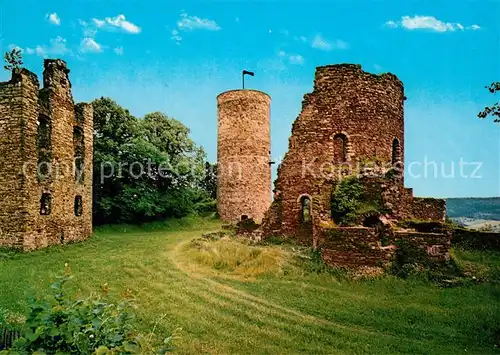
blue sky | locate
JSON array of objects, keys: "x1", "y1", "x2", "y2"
[{"x1": 1, "y1": 0, "x2": 499, "y2": 198}]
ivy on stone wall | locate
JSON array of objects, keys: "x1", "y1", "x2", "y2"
[
  {"x1": 330, "y1": 176, "x2": 365, "y2": 225},
  {"x1": 330, "y1": 176, "x2": 388, "y2": 226}
]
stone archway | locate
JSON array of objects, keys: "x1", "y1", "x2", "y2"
[{"x1": 297, "y1": 194, "x2": 313, "y2": 244}]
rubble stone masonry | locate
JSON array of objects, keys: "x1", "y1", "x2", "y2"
[
  {"x1": 257, "y1": 64, "x2": 448, "y2": 267},
  {"x1": 217, "y1": 90, "x2": 271, "y2": 223},
  {"x1": 261, "y1": 64, "x2": 408, "y2": 236},
  {"x1": 0, "y1": 59, "x2": 92, "y2": 250}
]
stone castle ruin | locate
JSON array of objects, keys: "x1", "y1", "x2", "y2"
[
  {"x1": 218, "y1": 64, "x2": 451, "y2": 268},
  {"x1": 0, "y1": 59, "x2": 93, "y2": 250}
]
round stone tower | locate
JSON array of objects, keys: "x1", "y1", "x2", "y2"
[{"x1": 216, "y1": 89, "x2": 271, "y2": 223}]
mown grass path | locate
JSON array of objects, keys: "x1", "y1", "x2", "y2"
[{"x1": 1, "y1": 218, "x2": 499, "y2": 354}]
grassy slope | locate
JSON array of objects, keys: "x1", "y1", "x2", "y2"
[{"x1": 0, "y1": 217, "x2": 499, "y2": 355}]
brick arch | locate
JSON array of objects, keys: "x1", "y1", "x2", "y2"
[
  {"x1": 297, "y1": 194, "x2": 312, "y2": 223},
  {"x1": 333, "y1": 132, "x2": 350, "y2": 163}
]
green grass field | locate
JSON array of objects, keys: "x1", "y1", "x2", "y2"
[{"x1": 1, "y1": 217, "x2": 499, "y2": 354}]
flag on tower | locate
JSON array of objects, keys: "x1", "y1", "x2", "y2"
[{"x1": 243, "y1": 70, "x2": 254, "y2": 76}]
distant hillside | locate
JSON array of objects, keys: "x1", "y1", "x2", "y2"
[{"x1": 446, "y1": 197, "x2": 500, "y2": 220}]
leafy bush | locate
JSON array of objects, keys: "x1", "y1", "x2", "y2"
[
  {"x1": 331, "y1": 177, "x2": 365, "y2": 225},
  {"x1": 92, "y1": 98, "x2": 216, "y2": 225},
  {"x1": 0, "y1": 269, "x2": 172, "y2": 354}
]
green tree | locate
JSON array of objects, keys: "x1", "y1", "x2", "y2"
[
  {"x1": 201, "y1": 162, "x2": 217, "y2": 199},
  {"x1": 478, "y1": 82, "x2": 500, "y2": 123},
  {"x1": 3, "y1": 48, "x2": 23, "y2": 72},
  {"x1": 92, "y1": 97, "x2": 138, "y2": 224},
  {"x1": 91, "y1": 98, "x2": 213, "y2": 224}
]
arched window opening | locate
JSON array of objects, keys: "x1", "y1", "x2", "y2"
[
  {"x1": 73, "y1": 126, "x2": 85, "y2": 183},
  {"x1": 300, "y1": 196, "x2": 312, "y2": 223},
  {"x1": 74, "y1": 195, "x2": 83, "y2": 217},
  {"x1": 363, "y1": 215, "x2": 383, "y2": 228},
  {"x1": 241, "y1": 215, "x2": 248, "y2": 221},
  {"x1": 333, "y1": 133, "x2": 348, "y2": 163},
  {"x1": 40, "y1": 193, "x2": 51, "y2": 215},
  {"x1": 37, "y1": 115, "x2": 51, "y2": 181},
  {"x1": 392, "y1": 138, "x2": 401, "y2": 165}
]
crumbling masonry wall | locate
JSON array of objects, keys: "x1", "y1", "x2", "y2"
[
  {"x1": 262, "y1": 64, "x2": 409, "y2": 236},
  {"x1": 0, "y1": 59, "x2": 93, "y2": 250},
  {"x1": 217, "y1": 90, "x2": 272, "y2": 223},
  {"x1": 316, "y1": 227, "x2": 451, "y2": 268},
  {"x1": 259, "y1": 64, "x2": 447, "y2": 266}
]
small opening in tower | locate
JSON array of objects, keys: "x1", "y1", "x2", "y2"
[
  {"x1": 333, "y1": 133, "x2": 348, "y2": 163},
  {"x1": 74, "y1": 195, "x2": 83, "y2": 217},
  {"x1": 37, "y1": 115, "x2": 51, "y2": 181},
  {"x1": 300, "y1": 196, "x2": 312, "y2": 223},
  {"x1": 392, "y1": 138, "x2": 401, "y2": 165},
  {"x1": 241, "y1": 215, "x2": 248, "y2": 221},
  {"x1": 73, "y1": 126, "x2": 85, "y2": 183},
  {"x1": 40, "y1": 193, "x2": 51, "y2": 215}
]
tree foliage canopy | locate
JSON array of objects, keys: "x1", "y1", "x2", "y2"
[
  {"x1": 3, "y1": 48, "x2": 23, "y2": 72},
  {"x1": 92, "y1": 98, "x2": 214, "y2": 224},
  {"x1": 478, "y1": 82, "x2": 500, "y2": 123}
]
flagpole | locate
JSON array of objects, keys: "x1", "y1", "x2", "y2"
[{"x1": 242, "y1": 71, "x2": 244, "y2": 89}]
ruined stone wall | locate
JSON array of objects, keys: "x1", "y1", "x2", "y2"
[
  {"x1": 451, "y1": 228, "x2": 500, "y2": 251},
  {"x1": 0, "y1": 59, "x2": 92, "y2": 250},
  {"x1": 316, "y1": 227, "x2": 392, "y2": 267},
  {"x1": 0, "y1": 69, "x2": 38, "y2": 247},
  {"x1": 262, "y1": 64, "x2": 405, "y2": 236},
  {"x1": 393, "y1": 231, "x2": 451, "y2": 261},
  {"x1": 260, "y1": 64, "x2": 447, "y2": 244},
  {"x1": 217, "y1": 90, "x2": 271, "y2": 223},
  {"x1": 315, "y1": 227, "x2": 451, "y2": 268},
  {"x1": 412, "y1": 198, "x2": 446, "y2": 222}
]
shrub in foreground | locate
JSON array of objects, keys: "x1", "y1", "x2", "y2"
[{"x1": 0, "y1": 268, "x2": 173, "y2": 354}]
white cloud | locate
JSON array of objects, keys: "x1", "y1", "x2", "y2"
[
  {"x1": 176, "y1": 13, "x2": 221, "y2": 31},
  {"x1": 8, "y1": 44, "x2": 23, "y2": 52},
  {"x1": 79, "y1": 20, "x2": 98, "y2": 37},
  {"x1": 24, "y1": 36, "x2": 69, "y2": 57},
  {"x1": 92, "y1": 18, "x2": 106, "y2": 27},
  {"x1": 469, "y1": 24, "x2": 481, "y2": 30},
  {"x1": 385, "y1": 16, "x2": 481, "y2": 33},
  {"x1": 46, "y1": 13, "x2": 61, "y2": 26},
  {"x1": 311, "y1": 34, "x2": 331, "y2": 50},
  {"x1": 170, "y1": 13, "x2": 220, "y2": 44},
  {"x1": 91, "y1": 14, "x2": 141, "y2": 34},
  {"x1": 171, "y1": 29, "x2": 182, "y2": 44},
  {"x1": 385, "y1": 20, "x2": 398, "y2": 28},
  {"x1": 80, "y1": 37, "x2": 102, "y2": 53},
  {"x1": 289, "y1": 54, "x2": 304, "y2": 65},
  {"x1": 278, "y1": 50, "x2": 304, "y2": 65},
  {"x1": 310, "y1": 34, "x2": 348, "y2": 51},
  {"x1": 113, "y1": 46, "x2": 124, "y2": 55}
]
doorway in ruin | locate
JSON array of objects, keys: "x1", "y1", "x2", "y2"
[
  {"x1": 363, "y1": 215, "x2": 383, "y2": 228},
  {"x1": 297, "y1": 194, "x2": 313, "y2": 244}
]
